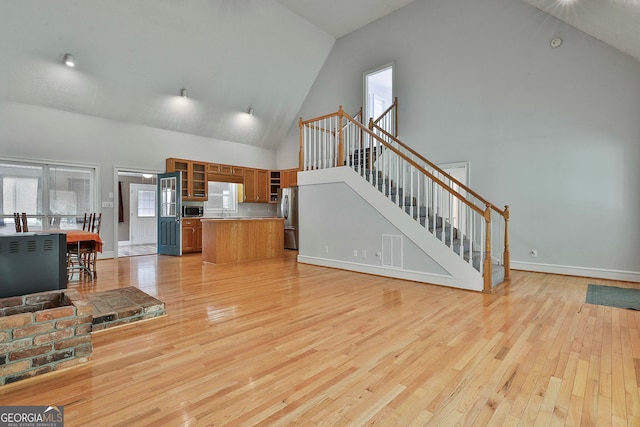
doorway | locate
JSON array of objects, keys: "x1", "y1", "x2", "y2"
[
  {"x1": 130, "y1": 183, "x2": 158, "y2": 245},
  {"x1": 364, "y1": 63, "x2": 394, "y2": 122},
  {"x1": 115, "y1": 170, "x2": 159, "y2": 257},
  {"x1": 438, "y1": 161, "x2": 470, "y2": 238}
]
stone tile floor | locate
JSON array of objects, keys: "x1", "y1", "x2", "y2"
[{"x1": 83, "y1": 287, "x2": 165, "y2": 331}]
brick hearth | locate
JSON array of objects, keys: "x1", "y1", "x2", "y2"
[
  {"x1": 0, "y1": 289, "x2": 93, "y2": 385},
  {"x1": 84, "y1": 287, "x2": 165, "y2": 331}
]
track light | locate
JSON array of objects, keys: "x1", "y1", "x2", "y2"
[
  {"x1": 180, "y1": 88, "x2": 188, "y2": 98},
  {"x1": 246, "y1": 106, "x2": 254, "y2": 115},
  {"x1": 63, "y1": 53, "x2": 75, "y2": 67}
]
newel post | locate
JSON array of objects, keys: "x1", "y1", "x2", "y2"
[
  {"x1": 503, "y1": 205, "x2": 510, "y2": 281},
  {"x1": 337, "y1": 106, "x2": 345, "y2": 166},
  {"x1": 298, "y1": 117, "x2": 304, "y2": 171},
  {"x1": 483, "y1": 205, "x2": 492, "y2": 293},
  {"x1": 393, "y1": 97, "x2": 399, "y2": 137}
]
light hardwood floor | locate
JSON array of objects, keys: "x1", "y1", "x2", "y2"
[{"x1": 1, "y1": 252, "x2": 639, "y2": 426}]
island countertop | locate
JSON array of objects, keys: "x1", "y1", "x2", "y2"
[{"x1": 201, "y1": 217, "x2": 284, "y2": 264}]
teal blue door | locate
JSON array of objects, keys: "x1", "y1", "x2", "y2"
[{"x1": 157, "y1": 172, "x2": 181, "y2": 256}]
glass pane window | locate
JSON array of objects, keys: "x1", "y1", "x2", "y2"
[
  {"x1": 138, "y1": 190, "x2": 156, "y2": 217},
  {"x1": 48, "y1": 166, "x2": 93, "y2": 215},
  {"x1": 206, "y1": 182, "x2": 238, "y2": 213},
  {"x1": 0, "y1": 159, "x2": 96, "y2": 232},
  {"x1": 1, "y1": 163, "x2": 43, "y2": 215},
  {"x1": 160, "y1": 177, "x2": 176, "y2": 217}
]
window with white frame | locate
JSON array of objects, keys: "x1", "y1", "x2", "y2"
[
  {"x1": 205, "y1": 181, "x2": 238, "y2": 214},
  {"x1": 137, "y1": 189, "x2": 156, "y2": 217},
  {"x1": 0, "y1": 159, "x2": 96, "y2": 231}
]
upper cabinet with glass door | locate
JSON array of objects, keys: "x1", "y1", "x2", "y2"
[{"x1": 165, "y1": 158, "x2": 208, "y2": 201}]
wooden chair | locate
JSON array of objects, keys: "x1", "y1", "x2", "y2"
[
  {"x1": 82, "y1": 212, "x2": 102, "y2": 279},
  {"x1": 82, "y1": 213, "x2": 91, "y2": 231},
  {"x1": 90, "y1": 213, "x2": 102, "y2": 234},
  {"x1": 13, "y1": 213, "x2": 21, "y2": 232},
  {"x1": 68, "y1": 212, "x2": 102, "y2": 280},
  {"x1": 13, "y1": 212, "x2": 28, "y2": 232},
  {"x1": 21, "y1": 213, "x2": 28, "y2": 232}
]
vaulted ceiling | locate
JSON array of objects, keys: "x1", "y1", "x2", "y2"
[
  {"x1": 521, "y1": 0, "x2": 640, "y2": 61},
  {"x1": 0, "y1": 0, "x2": 638, "y2": 151}
]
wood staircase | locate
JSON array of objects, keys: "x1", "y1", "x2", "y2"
[{"x1": 299, "y1": 100, "x2": 509, "y2": 292}]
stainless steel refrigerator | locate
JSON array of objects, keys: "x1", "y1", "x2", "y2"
[{"x1": 277, "y1": 186, "x2": 298, "y2": 250}]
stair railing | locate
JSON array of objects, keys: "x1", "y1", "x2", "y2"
[
  {"x1": 371, "y1": 97, "x2": 398, "y2": 137},
  {"x1": 300, "y1": 106, "x2": 510, "y2": 291},
  {"x1": 370, "y1": 121, "x2": 510, "y2": 283}
]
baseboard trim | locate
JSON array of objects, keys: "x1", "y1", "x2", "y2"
[
  {"x1": 297, "y1": 255, "x2": 482, "y2": 291},
  {"x1": 511, "y1": 261, "x2": 640, "y2": 283},
  {"x1": 98, "y1": 251, "x2": 114, "y2": 259}
]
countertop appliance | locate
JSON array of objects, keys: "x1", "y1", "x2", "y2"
[
  {"x1": 182, "y1": 205, "x2": 203, "y2": 217},
  {"x1": 277, "y1": 186, "x2": 298, "y2": 250}
]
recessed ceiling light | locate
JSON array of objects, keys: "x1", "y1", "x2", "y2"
[{"x1": 63, "y1": 53, "x2": 75, "y2": 67}]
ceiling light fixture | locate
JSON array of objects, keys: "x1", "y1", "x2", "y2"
[
  {"x1": 246, "y1": 106, "x2": 254, "y2": 115},
  {"x1": 142, "y1": 173, "x2": 153, "y2": 179},
  {"x1": 63, "y1": 53, "x2": 75, "y2": 67},
  {"x1": 180, "y1": 88, "x2": 188, "y2": 98}
]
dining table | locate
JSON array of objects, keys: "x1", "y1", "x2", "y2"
[{"x1": 64, "y1": 229, "x2": 103, "y2": 280}]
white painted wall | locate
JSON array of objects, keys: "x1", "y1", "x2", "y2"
[
  {"x1": 0, "y1": 101, "x2": 277, "y2": 254},
  {"x1": 279, "y1": 0, "x2": 640, "y2": 280}
]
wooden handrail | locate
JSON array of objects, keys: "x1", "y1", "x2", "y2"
[
  {"x1": 339, "y1": 110, "x2": 485, "y2": 216},
  {"x1": 370, "y1": 121, "x2": 506, "y2": 219},
  {"x1": 301, "y1": 109, "x2": 510, "y2": 218},
  {"x1": 300, "y1": 105, "x2": 510, "y2": 288},
  {"x1": 354, "y1": 106, "x2": 363, "y2": 123},
  {"x1": 301, "y1": 109, "x2": 483, "y2": 214},
  {"x1": 371, "y1": 97, "x2": 398, "y2": 137}
]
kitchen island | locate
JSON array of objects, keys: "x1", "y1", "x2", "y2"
[{"x1": 201, "y1": 218, "x2": 284, "y2": 264}]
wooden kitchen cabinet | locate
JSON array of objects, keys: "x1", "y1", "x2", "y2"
[
  {"x1": 166, "y1": 158, "x2": 208, "y2": 201},
  {"x1": 181, "y1": 218, "x2": 202, "y2": 253},
  {"x1": 208, "y1": 163, "x2": 244, "y2": 183},
  {"x1": 201, "y1": 218, "x2": 284, "y2": 263},
  {"x1": 243, "y1": 168, "x2": 269, "y2": 202},
  {"x1": 280, "y1": 168, "x2": 298, "y2": 189},
  {"x1": 289, "y1": 168, "x2": 298, "y2": 186},
  {"x1": 269, "y1": 171, "x2": 280, "y2": 203}
]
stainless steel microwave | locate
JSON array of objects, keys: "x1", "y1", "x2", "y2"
[{"x1": 182, "y1": 205, "x2": 203, "y2": 217}]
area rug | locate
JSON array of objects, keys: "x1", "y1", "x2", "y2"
[
  {"x1": 83, "y1": 286, "x2": 166, "y2": 331},
  {"x1": 585, "y1": 284, "x2": 640, "y2": 310}
]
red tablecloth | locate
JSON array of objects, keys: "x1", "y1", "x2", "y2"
[{"x1": 64, "y1": 230, "x2": 103, "y2": 252}]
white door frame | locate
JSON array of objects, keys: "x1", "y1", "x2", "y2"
[
  {"x1": 113, "y1": 167, "x2": 162, "y2": 259},
  {"x1": 129, "y1": 183, "x2": 158, "y2": 245},
  {"x1": 363, "y1": 61, "x2": 395, "y2": 123},
  {"x1": 438, "y1": 161, "x2": 470, "y2": 188}
]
